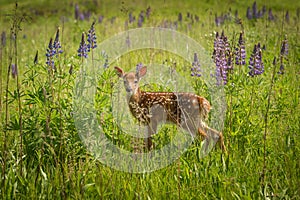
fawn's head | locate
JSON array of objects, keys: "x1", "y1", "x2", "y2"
[{"x1": 115, "y1": 66, "x2": 147, "y2": 97}]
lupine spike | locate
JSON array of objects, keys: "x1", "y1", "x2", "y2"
[
  {"x1": 136, "y1": 63, "x2": 143, "y2": 73},
  {"x1": 235, "y1": 32, "x2": 246, "y2": 65},
  {"x1": 280, "y1": 36, "x2": 288, "y2": 57},
  {"x1": 278, "y1": 37, "x2": 288, "y2": 75},
  {"x1": 248, "y1": 44, "x2": 264, "y2": 77},
  {"x1": 1, "y1": 31, "x2": 6, "y2": 46},
  {"x1": 53, "y1": 27, "x2": 63, "y2": 56},
  {"x1": 46, "y1": 38, "x2": 55, "y2": 68},
  {"x1": 213, "y1": 31, "x2": 231, "y2": 85},
  {"x1": 87, "y1": 22, "x2": 97, "y2": 51},
  {"x1": 77, "y1": 32, "x2": 88, "y2": 58},
  {"x1": 191, "y1": 52, "x2": 201, "y2": 77},
  {"x1": 11, "y1": 64, "x2": 18, "y2": 78}
]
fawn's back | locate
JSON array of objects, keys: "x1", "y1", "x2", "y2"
[{"x1": 129, "y1": 91, "x2": 211, "y2": 126}]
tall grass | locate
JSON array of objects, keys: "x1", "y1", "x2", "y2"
[{"x1": 0, "y1": 0, "x2": 299, "y2": 199}]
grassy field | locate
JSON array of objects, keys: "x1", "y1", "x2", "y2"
[{"x1": 0, "y1": 0, "x2": 300, "y2": 199}]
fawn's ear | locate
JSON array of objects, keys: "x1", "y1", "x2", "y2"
[
  {"x1": 114, "y1": 66, "x2": 124, "y2": 77},
  {"x1": 137, "y1": 66, "x2": 147, "y2": 78}
]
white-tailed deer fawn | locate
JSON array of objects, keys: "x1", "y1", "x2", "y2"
[{"x1": 115, "y1": 66, "x2": 226, "y2": 152}]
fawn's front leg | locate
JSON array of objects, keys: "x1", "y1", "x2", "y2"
[{"x1": 145, "y1": 120, "x2": 157, "y2": 150}]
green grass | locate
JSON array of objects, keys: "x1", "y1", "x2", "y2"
[{"x1": 0, "y1": 0, "x2": 300, "y2": 199}]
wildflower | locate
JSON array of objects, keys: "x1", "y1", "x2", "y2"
[
  {"x1": 53, "y1": 28, "x2": 63, "y2": 56},
  {"x1": 101, "y1": 50, "x2": 109, "y2": 69},
  {"x1": 11, "y1": 64, "x2": 18, "y2": 78},
  {"x1": 75, "y1": 4, "x2": 79, "y2": 20},
  {"x1": 1, "y1": 31, "x2": 6, "y2": 46},
  {"x1": 146, "y1": 6, "x2": 151, "y2": 19},
  {"x1": 79, "y1": 13, "x2": 85, "y2": 21},
  {"x1": 191, "y1": 53, "x2": 201, "y2": 77},
  {"x1": 252, "y1": 1, "x2": 257, "y2": 18},
  {"x1": 248, "y1": 43, "x2": 264, "y2": 77},
  {"x1": 213, "y1": 31, "x2": 232, "y2": 85},
  {"x1": 77, "y1": 33, "x2": 88, "y2": 58},
  {"x1": 178, "y1": 13, "x2": 182, "y2": 22},
  {"x1": 138, "y1": 11, "x2": 144, "y2": 27},
  {"x1": 87, "y1": 22, "x2": 97, "y2": 51},
  {"x1": 98, "y1": 15, "x2": 104, "y2": 23},
  {"x1": 262, "y1": 5, "x2": 267, "y2": 15},
  {"x1": 285, "y1": 11, "x2": 290, "y2": 23},
  {"x1": 129, "y1": 12, "x2": 135, "y2": 23},
  {"x1": 268, "y1": 9, "x2": 275, "y2": 21},
  {"x1": 46, "y1": 38, "x2": 55, "y2": 68},
  {"x1": 136, "y1": 63, "x2": 143, "y2": 72},
  {"x1": 246, "y1": 7, "x2": 252, "y2": 20},
  {"x1": 235, "y1": 32, "x2": 246, "y2": 65},
  {"x1": 280, "y1": 37, "x2": 288, "y2": 57},
  {"x1": 278, "y1": 37, "x2": 288, "y2": 74}
]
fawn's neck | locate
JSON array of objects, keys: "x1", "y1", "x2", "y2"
[{"x1": 127, "y1": 87, "x2": 141, "y2": 104}]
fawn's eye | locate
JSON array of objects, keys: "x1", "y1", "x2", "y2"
[{"x1": 134, "y1": 80, "x2": 138, "y2": 84}]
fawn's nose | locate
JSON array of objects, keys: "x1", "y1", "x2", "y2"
[{"x1": 126, "y1": 88, "x2": 132, "y2": 92}]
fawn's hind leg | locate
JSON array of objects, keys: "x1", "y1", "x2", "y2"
[{"x1": 198, "y1": 126, "x2": 227, "y2": 153}]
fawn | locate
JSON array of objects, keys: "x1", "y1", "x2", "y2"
[{"x1": 115, "y1": 66, "x2": 226, "y2": 152}]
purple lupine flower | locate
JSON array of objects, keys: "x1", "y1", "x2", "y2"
[
  {"x1": 215, "y1": 14, "x2": 221, "y2": 26},
  {"x1": 248, "y1": 43, "x2": 264, "y2": 77},
  {"x1": 75, "y1": 4, "x2": 79, "y2": 20},
  {"x1": 77, "y1": 33, "x2": 88, "y2": 58},
  {"x1": 268, "y1": 9, "x2": 275, "y2": 21},
  {"x1": 100, "y1": 50, "x2": 109, "y2": 69},
  {"x1": 138, "y1": 11, "x2": 144, "y2": 27},
  {"x1": 98, "y1": 15, "x2": 104, "y2": 23},
  {"x1": 252, "y1": 2, "x2": 257, "y2": 18},
  {"x1": 146, "y1": 6, "x2": 151, "y2": 19},
  {"x1": 46, "y1": 38, "x2": 55, "y2": 68},
  {"x1": 235, "y1": 32, "x2": 246, "y2": 65},
  {"x1": 278, "y1": 37, "x2": 288, "y2": 74},
  {"x1": 129, "y1": 12, "x2": 135, "y2": 23},
  {"x1": 136, "y1": 63, "x2": 143, "y2": 73},
  {"x1": 278, "y1": 64, "x2": 284, "y2": 75},
  {"x1": 178, "y1": 13, "x2": 182, "y2": 22},
  {"x1": 53, "y1": 28, "x2": 63, "y2": 56},
  {"x1": 213, "y1": 31, "x2": 231, "y2": 85},
  {"x1": 84, "y1": 11, "x2": 91, "y2": 21},
  {"x1": 11, "y1": 64, "x2": 18, "y2": 78},
  {"x1": 1, "y1": 31, "x2": 6, "y2": 46},
  {"x1": 285, "y1": 11, "x2": 290, "y2": 23},
  {"x1": 262, "y1": 5, "x2": 267, "y2": 15},
  {"x1": 79, "y1": 13, "x2": 85, "y2": 21},
  {"x1": 87, "y1": 22, "x2": 97, "y2": 51},
  {"x1": 280, "y1": 37, "x2": 288, "y2": 56},
  {"x1": 246, "y1": 7, "x2": 252, "y2": 20},
  {"x1": 191, "y1": 53, "x2": 201, "y2": 77}
]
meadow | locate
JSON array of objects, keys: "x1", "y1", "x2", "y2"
[{"x1": 0, "y1": 0, "x2": 300, "y2": 199}]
